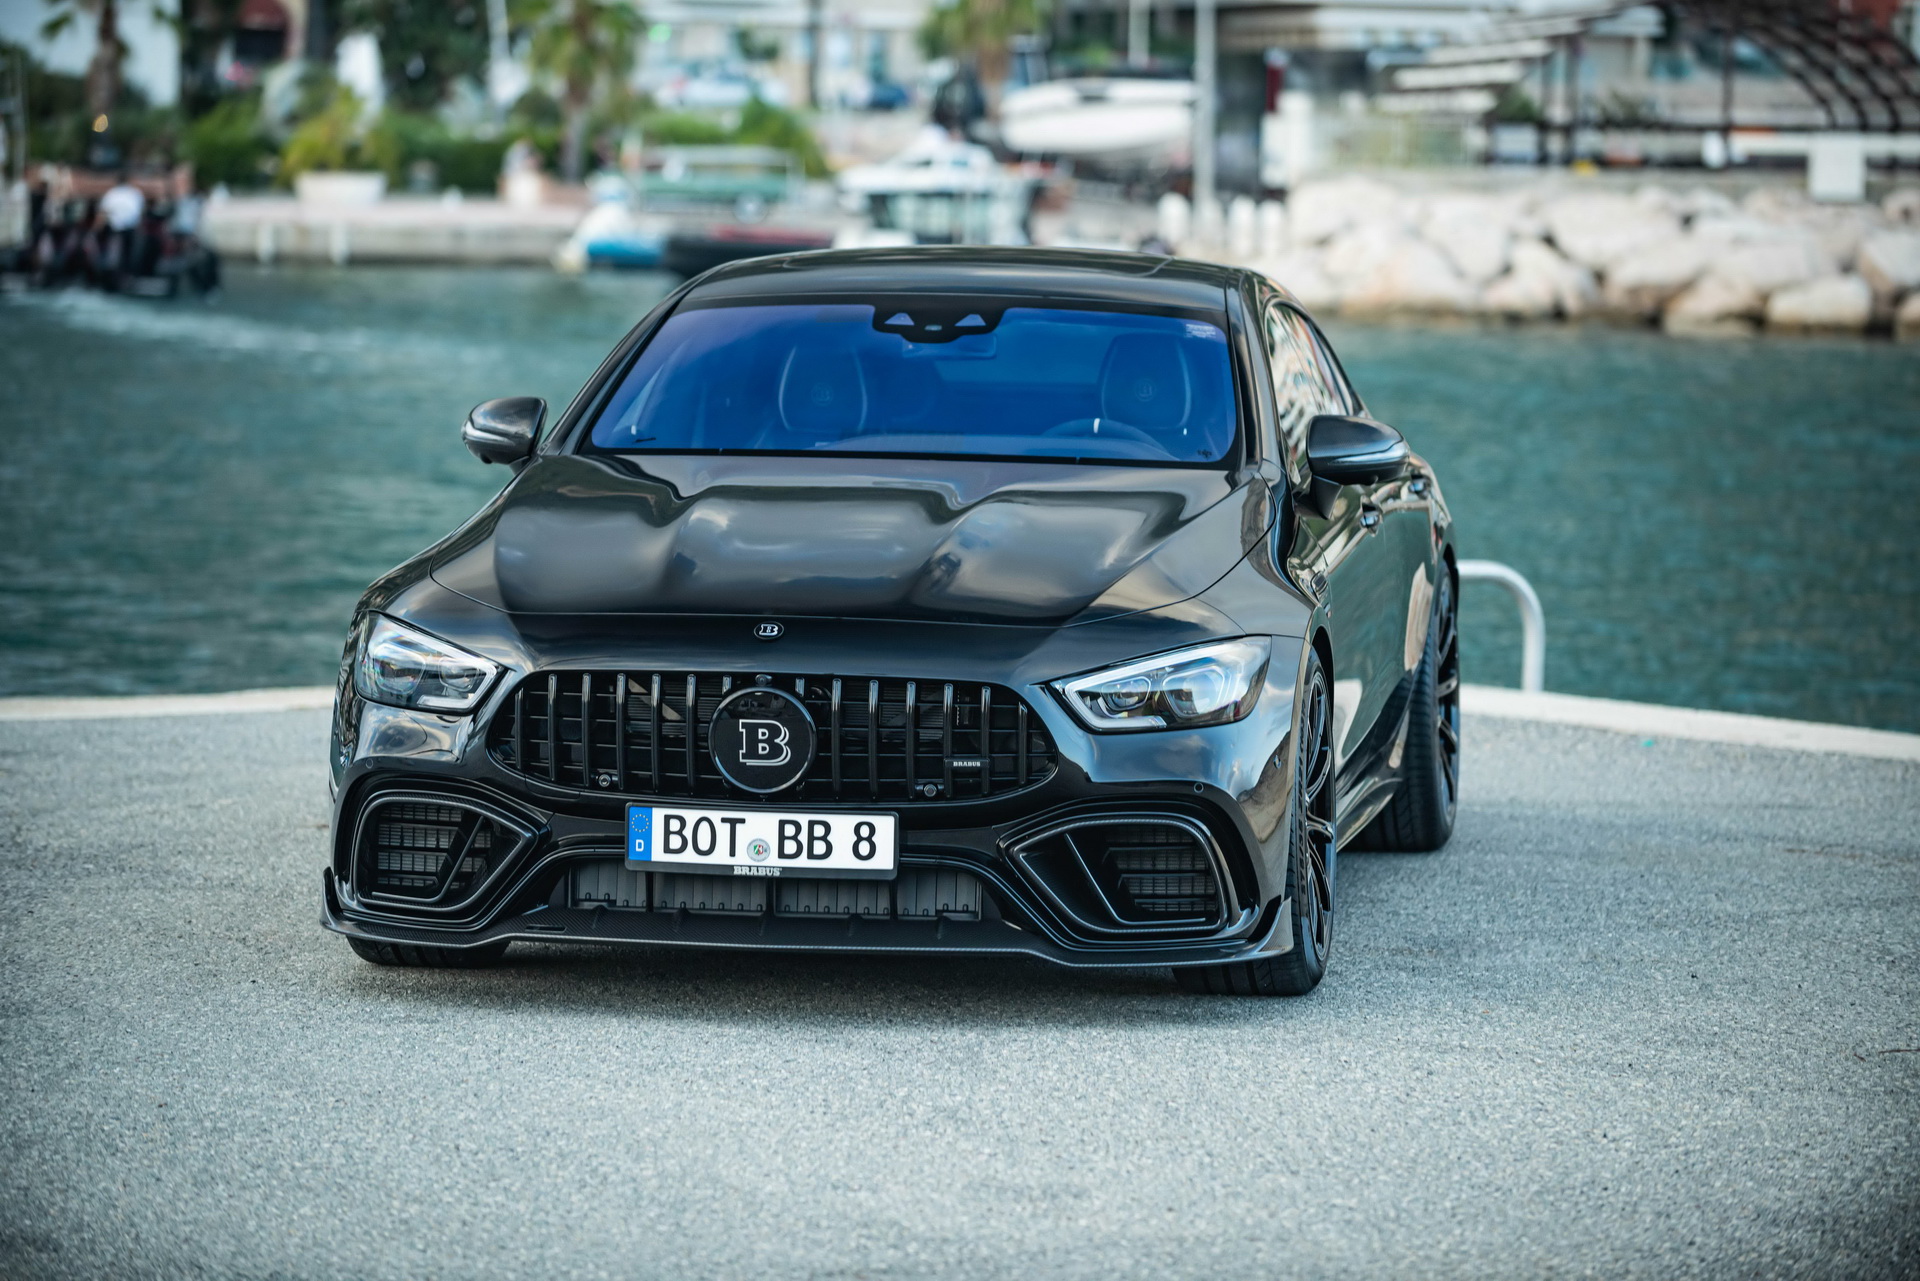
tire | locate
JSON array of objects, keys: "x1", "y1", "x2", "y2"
[
  {"x1": 1175, "y1": 648, "x2": 1337, "y2": 997},
  {"x1": 347, "y1": 937, "x2": 510, "y2": 968},
  {"x1": 1350, "y1": 563, "x2": 1460, "y2": 853}
]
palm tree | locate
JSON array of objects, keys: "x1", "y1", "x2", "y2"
[
  {"x1": 921, "y1": 0, "x2": 1047, "y2": 102},
  {"x1": 516, "y1": 0, "x2": 643, "y2": 183},
  {"x1": 42, "y1": 0, "x2": 123, "y2": 122}
]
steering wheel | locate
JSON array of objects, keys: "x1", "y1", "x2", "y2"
[{"x1": 1041, "y1": 417, "x2": 1163, "y2": 447}]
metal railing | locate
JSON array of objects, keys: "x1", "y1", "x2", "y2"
[{"x1": 1457, "y1": 560, "x2": 1545, "y2": 693}]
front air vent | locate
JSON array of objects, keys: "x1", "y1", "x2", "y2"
[
  {"x1": 1009, "y1": 815, "x2": 1231, "y2": 939},
  {"x1": 567, "y1": 860, "x2": 985, "y2": 922},
  {"x1": 354, "y1": 794, "x2": 530, "y2": 907},
  {"x1": 489, "y1": 671, "x2": 1055, "y2": 803}
]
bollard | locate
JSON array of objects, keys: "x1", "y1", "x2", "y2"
[
  {"x1": 256, "y1": 221, "x2": 276, "y2": 265},
  {"x1": 1156, "y1": 192, "x2": 1190, "y2": 251},
  {"x1": 1457, "y1": 559, "x2": 1545, "y2": 693},
  {"x1": 329, "y1": 222, "x2": 351, "y2": 266},
  {"x1": 1227, "y1": 196, "x2": 1257, "y2": 259},
  {"x1": 1257, "y1": 199, "x2": 1288, "y2": 258}
]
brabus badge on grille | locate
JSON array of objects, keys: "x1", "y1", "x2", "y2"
[{"x1": 754, "y1": 621, "x2": 784, "y2": 641}]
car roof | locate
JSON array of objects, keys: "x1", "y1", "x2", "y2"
[{"x1": 684, "y1": 246, "x2": 1287, "y2": 311}]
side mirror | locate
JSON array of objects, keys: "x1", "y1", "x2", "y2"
[
  {"x1": 1306, "y1": 414, "x2": 1409, "y2": 486},
  {"x1": 463, "y1": 397, "x2": 547, "y2": 466}
]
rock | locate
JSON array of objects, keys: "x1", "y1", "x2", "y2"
[
  {"x1": 1252, "y1": 250, "x2": 1340, "y2": 311},
  {"x1": 1673, "y1": 186, "x2": 1736, "y2": 219},
  {"x1": 1321, "y1": 222, "x2": 1408, "y2": 285},
  {"x1": 1542, "y1": 192, "x2": 1681, "y2": 271},
  {"x1": 1339, "y1": 237, "x2": 1478, "y2": 314},
  {"x1": 1287, "y1": 176, "x2": 1404, "y2": 245},
  {"x1": 1708, "y1": 233, "x2": 1835, "y2": 296},
  {"x1": 1689, "y1": 214, "x2": 1789, "y2": 246},
  {"x1": 1482, "y1": 239, "x2": 1596, "y2": 318},
  {"x1": 1764, "y1": 275, "x2": 1873, "y2": 333},
  {"x1": 1883, "y1": 188, "x2": 1920, "y2": 226},
  {"x1": 1419, "y1": 194, "x2": 1518, "y2": 284},
  {"x1": 1602, "y1": 236, "x2": 1710, "y2": 318},
  {"x1": 1895, "y1": 291, "x2": 1920, "y2": 340},
  {"x1": 1857, "y1": 231, "x2": 1920, "y2": 299},
  {"x1": 1663, "y1": 273, "x2": 1764, "y2": 336}
]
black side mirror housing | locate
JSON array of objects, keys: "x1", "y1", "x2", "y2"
[
  {"x1": 463, "y1": 397, "x2": 547, "y2": 466},
  {"x1": 1306, "y1": 414, "x2": 1409, "y2": 487}
]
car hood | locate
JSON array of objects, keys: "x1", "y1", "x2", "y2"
[{"x1": 429, "y1": 454, "x2": 1271, "y2": 627}]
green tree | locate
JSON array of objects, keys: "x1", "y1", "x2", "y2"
[
  {"x1": 41, "y1": 0, "x2": 124, "y2": 120},
  {"x1": 514, "y1": 0, "x2": 643, "y2": 183},
  {"x1": 340, "y1": 0, "x2": 490, "y2": 112},
  {"x1": 920, "y1": 0, "x2": 1047, "y2": 99}
]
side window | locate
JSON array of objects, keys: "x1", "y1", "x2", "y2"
[
  {"x1": 1262, "y1": 303, "x2": 1342, "y2": 476},
  {"x1": 1301, "y1": 320, "x2": 1359, "y2": 416}
]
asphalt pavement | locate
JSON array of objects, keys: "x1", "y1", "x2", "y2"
[{"x1": 0, "y1": 709, "x2": 1914, "y2": 1279}]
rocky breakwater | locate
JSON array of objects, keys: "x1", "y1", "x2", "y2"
[{"x1": 1176, "y1": 178, "x2": 1920, "y2": 339}]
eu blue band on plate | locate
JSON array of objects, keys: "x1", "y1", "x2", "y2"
[{"x1": 627, "y1": 806, "x2": 652, "y2": 861}]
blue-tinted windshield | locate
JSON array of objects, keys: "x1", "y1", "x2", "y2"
[{"x1": 585, "y1": 303, "x2": 1237, "y2": 464}]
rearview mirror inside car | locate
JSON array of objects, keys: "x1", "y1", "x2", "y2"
[{"x1": 463, "y1": 397, "x2": 547, "y2": 466}]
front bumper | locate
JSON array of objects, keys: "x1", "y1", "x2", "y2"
[{"x1": 325, "y1": 623, "x2": 1307, "y2": 968}]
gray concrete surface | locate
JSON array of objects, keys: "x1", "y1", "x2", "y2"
[{"x1": 0, "y1": 710, "x2": 1914, "y2": 1279}]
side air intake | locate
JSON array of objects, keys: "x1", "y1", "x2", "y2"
[
  {"x1": 1007, "y1": 814, "x2": 1233, "y2": 939},
  {"x1": 353, "y1": 794, "x2": 532, "y2": 909}
]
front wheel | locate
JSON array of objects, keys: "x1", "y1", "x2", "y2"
[{"x1": 1176, "y1": 648, "x2": 1336, "y2": 997}]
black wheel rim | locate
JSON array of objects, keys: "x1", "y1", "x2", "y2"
[
  {"x1": 1434, "y1": 570, "x2": 1461, "y2": 817},
  {"x1": 1294, "y1": 666, "x2": 1335, "y2": 960}
]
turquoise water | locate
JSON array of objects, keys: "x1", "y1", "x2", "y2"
[{"x1": 2, "y1": 266, "x2": 1916, "y2": 731}]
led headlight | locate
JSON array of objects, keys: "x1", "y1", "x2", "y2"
[
  {"x1": 1053, "y1": 638, "x2": 1269, "y2": 732},
  {"x1": 352, "y1": 615, "x2": 500, "y2": 713}
]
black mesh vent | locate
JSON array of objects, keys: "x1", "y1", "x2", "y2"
[
  {"x1": 488, "y1": 671, "x2": 1056, "y2": 803},
  {"x1": 357, "y1": 798, "x2": 517, "y2": 904},
  {"x1": 1102, "y1": 824, "x2": 1220, "y2": 918},
  {"x1": 1012, "y1": 817, "x2": 1228, "y2": 938}
]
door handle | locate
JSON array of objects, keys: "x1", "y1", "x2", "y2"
[{"x1": 1359, "y1": 503, "x2": 1382, "y2": 531}]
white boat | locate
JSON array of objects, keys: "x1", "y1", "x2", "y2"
[
  {"x1": 999, "y1": 77, "x2": 1195, "y2": 163},
  {"x1": 836, "y1": 129, "x2": 1040, "y2": 247}
]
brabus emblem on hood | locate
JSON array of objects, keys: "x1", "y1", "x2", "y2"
[{"x1": 755, "y1": 621, "x2": 784, "y2": 641}]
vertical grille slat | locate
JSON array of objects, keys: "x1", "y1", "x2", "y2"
[
  {"x1": 491, "y1": 671, "x2": 1054, "y2": 803},
  {"x1": 614, "y1": 673, "x2": 628, "y2": 790},
  {"x1": 830, "y1": 678, "x2": 843, "y2": 797},
  {"x1": 545, "y1": 673, "x2": 559, "y2": 783},
  {"x1": 649, "y1": 673, "x2": 663, "y2": 793}
]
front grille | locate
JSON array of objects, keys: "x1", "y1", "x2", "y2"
[
  {"x1": 567, "y1": 859, "x2": 986, "y2": 921},
  {"x1": 489, "y1": 671, "x2": 1056, "y2": 803},
  {"x1": 356, "y1": 798, "x2": 521, "y2": 904},
  {"x1": 1010, "y1": 815, "x2": 1230, "y2": 938}
]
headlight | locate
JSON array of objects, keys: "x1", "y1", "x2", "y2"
[
  {"x1": 1053, "y1": 638, "x2": 1269, "y2": 732},
  {"x1": 352, "y1": 615, "x2": 500, "y2": 713}
]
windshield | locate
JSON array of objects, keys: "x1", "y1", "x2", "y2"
[{"x1": 584, "y1": 301, "x2": 1238, "y2": 464}]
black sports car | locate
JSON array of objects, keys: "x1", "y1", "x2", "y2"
[{"x1": 325, "y1": 247, "x2": 1459, "y2": 996}]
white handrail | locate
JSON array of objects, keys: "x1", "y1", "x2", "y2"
[{"x1": 1457, "y1": 560, "x2": 1545, "y2": 693}]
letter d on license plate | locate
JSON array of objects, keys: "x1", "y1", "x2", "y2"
[{"x1": 626, "y1": 805, "x2": 898, "y2": 879}]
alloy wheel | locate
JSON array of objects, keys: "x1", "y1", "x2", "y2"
[
  {"x1": 1294, "y1": 664, "x2": 1336, "y2": 960},
  {"x1": 1433, "y1": 569, "x2": 1461, "y2": 819}
]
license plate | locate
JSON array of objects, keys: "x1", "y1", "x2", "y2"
[{"x1": 625, "y1": 805, "x2": 898, "y2": 879}]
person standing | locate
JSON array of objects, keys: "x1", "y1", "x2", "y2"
[{"x1": 98, "y1": 171, "x2": 145, "y2": 289}]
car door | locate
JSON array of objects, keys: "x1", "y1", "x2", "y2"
[
  {"x1": 1263, "y1": 303, "x2": 1403, "y2": 785},
  {"x1": 1303, "y1": 315, "x2": 1436, "y2": 774}
]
